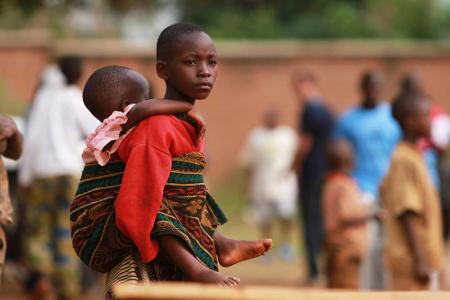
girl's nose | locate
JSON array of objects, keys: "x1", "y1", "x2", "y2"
[{"x1": 198, "y1": 62, "x2": 211, "y2": 77}]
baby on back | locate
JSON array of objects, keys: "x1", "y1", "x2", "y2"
[
  {"x1": 71, "y1": 65, "x2": 192, "y2": 273},
  {"x1": 82, "y1": 66, "x2": 193, "y2": 164}
]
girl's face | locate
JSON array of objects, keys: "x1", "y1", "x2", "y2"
[{"x1": 158, "y1": 32, "x2": 218, "y2": 103}]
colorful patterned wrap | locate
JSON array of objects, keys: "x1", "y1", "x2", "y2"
[
  {"x1": 70, "y1": 152, "x2": 227, "y2": 274},
  {"x1": 153, "y1": 152, "x2": 227, "y2": 272},
  {"x1": 70, "y1": 159, "x2": 133, "y2": 273}
]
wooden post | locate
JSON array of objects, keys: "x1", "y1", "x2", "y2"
[{"x1": 114, "y1": 283, "x2": 450, "y2": 300}]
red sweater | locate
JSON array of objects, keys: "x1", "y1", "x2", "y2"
[{"x1": 115, "y1": 115, "x2": 204, "y2": 263}]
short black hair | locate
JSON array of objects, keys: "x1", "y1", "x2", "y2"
[
  {"x1": 58, "y1": 56, "x2": 82, "y2": 85},
  {"x1": 326, "y1": 139, "x2": 353, "y2": 171},
  {"x1": 360, "y1": 71, "x2": 383, "y2": 91},
  {"x1": 83, "y1": 65, "x2": 149, "y2": 121},
  {"x1": 392, "y1": 92, "x2": 424, "y2": 129},
  {"x1": 156, "y1": 23, "x2": 205, "y2": 61},
  {"x1": 400, "y1": 73, "x2": 422, "y2": 95}
]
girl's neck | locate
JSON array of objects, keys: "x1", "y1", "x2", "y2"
[{"x1": 164, "y1": 88, "x2": 196, "y2": 105}]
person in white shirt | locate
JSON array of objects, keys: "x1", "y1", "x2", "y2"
[
  {"x1": 19, "y1": 57, "x2": 98, "y2": 300},
  {"x1": 242, "y1": 108, "x2": 299, "y2": 261}
]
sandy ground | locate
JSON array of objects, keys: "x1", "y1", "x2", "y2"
[
  {"x1": 0, "y1": 255, "x2": 308, "y2": 300},
  {"x1": 1, "y1": 180, "x2": 449, "y2": 299}
]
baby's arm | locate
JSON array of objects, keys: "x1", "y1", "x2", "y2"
[{"x1": 121, "y1": 100, "x2": 192, "y2": 134}]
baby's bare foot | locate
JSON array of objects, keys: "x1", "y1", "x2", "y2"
[
  {"x1": 217, "y1": 237, "x2": 272, "y2": 267},
  {"x1": 220, "y1": 276, "x2": 241, "y2": 287},
  {"x1": 189, "y1": 268, "x2": 240, "y2": 287}
]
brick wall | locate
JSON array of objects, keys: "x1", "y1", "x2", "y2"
[{"x1": 1, "y1": 33, "x2": 449, "y2": 184}]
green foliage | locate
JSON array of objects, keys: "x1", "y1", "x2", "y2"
[
  {"x1": 0, "y1": 0, "x2": 449, "y2": 39},
  {"x1": 182, "y1": 0, "x2": 450, "y2": 39},
  {"x1": 367, "y1": 0, "x2": 436, "y2": 39},
  {"x1": 433, "y1": 1, "x2": 450, "y2": 38}
]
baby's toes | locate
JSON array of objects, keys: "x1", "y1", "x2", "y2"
[{"x1": 224, "y1": 276, "x2": 240, "y2": 287}]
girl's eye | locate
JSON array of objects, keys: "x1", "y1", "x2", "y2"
[
  {"x1": 208, "y1": 60, "x2": 217, "y2": 66},
  {"x1": 185, "y1": 60, "x2": 197, "y2": 65}
]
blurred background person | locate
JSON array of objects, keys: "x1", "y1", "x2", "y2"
[
  {"x1": 381, "y1": 93, "x2": 444, "y2": 291},
  {"x1": 242, "y1": 108, "x2": 298, "y2": 262},
  {"x1": 334, "y1": 71, "x2": 401, "y2": 290},
  {"x1": 322, "y1": 139, "x2": 375, "y2": 290},
  {"x1": 0, "y1": 115, "x2": 23, "y2": 284},
  {"x1": 0, "y1": 0, "x2": 449, "y2": 295},
  {"x1": 440, "y1": 143, "x2": 450, "y2": 244},
  {"x1": 18, "y1": 56, "x2": 98, "y2": 300},
  {"x1": 291, "y1": 70, "x2": 335, "y2": 284},
  {"x1": 2, "y1": 116, "x2": 25, "y2": 265},
  {"x1": 394, "y1": 73, "x2": 450, "y2": 241}
]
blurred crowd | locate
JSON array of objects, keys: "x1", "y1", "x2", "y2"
[
  {"x1": 242, "y1": 69, "x2": 450, "y2": 290},
  {"x1": 0, "y1": 57, "x2": 99, "y2": 299},
  {"x1": 0, "y1": 55, "x2": 450, "y2": 299}
]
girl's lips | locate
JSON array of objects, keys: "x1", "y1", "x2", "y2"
[{"x1": 195, "y1": 83, "x2": 212, "y2": 90}]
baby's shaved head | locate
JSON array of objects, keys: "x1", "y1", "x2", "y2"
[{"x1": 83, "y1": 65, "x2": 150, "y2": 121}]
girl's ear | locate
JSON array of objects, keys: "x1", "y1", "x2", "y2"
[
  {"x1": 156, "y1": 60, "x2": 168, "y2": 80},
  {"x1": 121, "y1": 99, "x2": 131, "y2": 111}
]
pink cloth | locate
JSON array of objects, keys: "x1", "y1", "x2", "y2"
[{"x1": 82, "y1": 104, "x2": 135, "y2": 166}]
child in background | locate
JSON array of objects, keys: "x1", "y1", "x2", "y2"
[
  {"x1": 242, "y1": 108, "x2": 298, "y2": 261},
  {"x1": 380, "y1": 93, "x2": 444, "y2": 290},
  {"x1": 322, "y1": 139, "x2": 374, "y2": 289}
]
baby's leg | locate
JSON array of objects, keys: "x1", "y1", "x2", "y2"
[
  {"x1": 214, "y1": 231, "x2": 272, "y2": 267},
  {"x1": 158, "y1": 235, "x2": 240, "y2": 287}
]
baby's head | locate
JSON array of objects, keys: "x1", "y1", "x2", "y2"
[
  {"x1": 326, "y1": 139, "x2": 354, "y2": 174},
  {"x1": 83, "y1": 66, "x2": 150, "y2": 121},
  {"x1": 156, "y1": 23, "x2": 218, "y2": 102}
]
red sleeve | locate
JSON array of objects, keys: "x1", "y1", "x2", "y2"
[{"x1": 115, "y1": 119, "x2": 173, "y2": 263}]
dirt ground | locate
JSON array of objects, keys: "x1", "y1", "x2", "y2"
[{"x1": 1, "y1": 179, "x2": 449, "y2": 299}]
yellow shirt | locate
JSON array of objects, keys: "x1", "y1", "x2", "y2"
[{"x1": 380, "y1": 142, "x2": 444, "y2": 274}]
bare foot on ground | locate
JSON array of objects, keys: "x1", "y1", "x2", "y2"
[{"x1": 216, "y1": 237, "x2": 273, "y2": 267}]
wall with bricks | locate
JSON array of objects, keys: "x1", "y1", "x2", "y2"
[{"x1": 1, "y1": 32, "x2": 449, "y2": 184}]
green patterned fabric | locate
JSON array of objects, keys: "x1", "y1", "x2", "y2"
[
  {"x1": 70, "y1": 160, "x2": 133, "y2": 273},
  {"x1": 70, "y1": 153, "x2": 227, "y2": 274},
  {"x1": 153, "y1": 151, "x2": 227, "y2": 272}
]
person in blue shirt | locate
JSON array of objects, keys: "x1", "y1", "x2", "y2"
[{"x1": 334, "y1": 71, "x2": 401, "y2": 290}]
